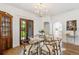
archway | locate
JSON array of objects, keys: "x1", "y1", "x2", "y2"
[{"x1": 53, "y1": 22, "x2": 63, "y2": 40}]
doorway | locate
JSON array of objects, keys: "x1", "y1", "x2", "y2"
[
  {"x1": 20, "y1": 18, "x2": 34, "y2": 44},
  {"x1": 53, "y1": 22, "x2": 63, "y2": 39},
  {"x1": 44, "y1": 22, "x2": 50, "y2": 34}
]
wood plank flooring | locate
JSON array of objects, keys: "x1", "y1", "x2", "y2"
[
  {"x1": 63, "y1": 42, "x2": 79, "y2": 55},
  {"x1": 3, "y1": 46, "x2": 23, "y2": 55},
  {"x1": 3, "y1": 43, "x2": 79, "y2": 55}
]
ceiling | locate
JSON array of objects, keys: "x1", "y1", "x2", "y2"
[{"x1": 6, "y1": 3, "x2": 79, "y2": 16}]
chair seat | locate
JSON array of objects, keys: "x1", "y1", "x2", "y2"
[
  {"x1": 41, "y1": 45, "x2": 50, "y2": 55},
  {"x1": 25, "y1": 45, "x2": 32, "y2": 55}
]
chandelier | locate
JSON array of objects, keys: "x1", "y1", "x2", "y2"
[{"x1": 34, "y1": 3, "x2": 47, "y2": 17}]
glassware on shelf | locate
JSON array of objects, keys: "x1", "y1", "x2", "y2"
[
  {"x1": 2, "y1": 31, "x2": 9, "y2": 36},
  {"x1": 1, "y1": 16, "x2": 10, "y2": 37},
  {"x1": 6, "y1": 17, "x2": 10, "y2": 22},
  {"x1": 6, "y1": 23, "x2": 10, "y2": 27},
  {"x1": 2, "y1": 32, "x2": 5, "y2": 36},
  {"x1": 2, "y1": 23, "x2": 5, "y2": 26}
]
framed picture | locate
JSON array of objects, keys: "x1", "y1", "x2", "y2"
[{"x1": 67, "y1": 20, "x2": 77, "y2": 31}]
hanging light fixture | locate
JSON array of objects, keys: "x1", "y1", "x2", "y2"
[
  {"x1": 34, "y1": 3, "x2": 47, "y2": 17},
  {"x1": 33, "y1": 3, "x2": 48, "y2": 30},
  {"x1": 34, "y1": 3, "x2": 46, "y2": 9}
]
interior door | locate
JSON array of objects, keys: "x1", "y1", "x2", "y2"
[
  {"x1": 20, "y1": 19, "x2": 34, "y2": 44},
  {"x1": 53, "y1": 22, "x2": 63, "y2": 40},
  {"x1": 20, "y1": 18, "x2": 27, "y2": 44},
  {"x1": 27, "y1": 20, "x2": 34, "y2": 38}
]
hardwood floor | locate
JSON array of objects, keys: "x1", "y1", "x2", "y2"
[
  {"x1": 3, "y1": 46, "x2": 23, "y2": 55},
  {"x1": 63, "y1": 42, "x2": 79, "y2": 55},
  {"x1": 3, "y1": 43, "x2": 79, "y2": 55}
]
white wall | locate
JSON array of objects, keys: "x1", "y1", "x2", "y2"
[
  {"x1": 42, "y1": 9, "x2": 79, "y2": 45},
  {"x1": 52, "y1": 9, "x2": 79, "y2": 45},
  {"x1": 0, "y1": 4, "x2": 42, "y2": 48},
  {"x1": 1, "y1": 3, "x2": 79, "y2": 47}
]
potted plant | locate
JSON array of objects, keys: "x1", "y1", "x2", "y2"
[{"x1": 39, "y1": 30, "x2": 45, "y2": 35}]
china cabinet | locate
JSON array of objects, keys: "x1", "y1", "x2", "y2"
[{"x1": 0, "y1": 11, "x2": 13, "y2": 54}]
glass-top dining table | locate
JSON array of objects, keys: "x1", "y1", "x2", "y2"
[{"x1": 23, "y1": 35, "x2": 63, "y2": 55}]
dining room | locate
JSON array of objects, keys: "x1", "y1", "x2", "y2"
[{"x1": 0, "y1": 3, "x2": 79, "y2": 55}]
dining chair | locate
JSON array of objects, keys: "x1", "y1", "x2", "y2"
[
  {"x1": 27, "y1": 37, "x2": 38, "y2": 55},
  {"x1": 40, "y1": 34, "x2": 55, "y2": 55},
  {"x1": 42, "y1": 34, "x2": 61, "y2": 55},
  {"x1": 28, "y1": 44, "x2": 38, "y2": 55},
  {"x1": 43, "y1": 40, "x2": 57, "y2": 55},
  {"x1": 39, "y1": 41, "x2": 50, "y2": 55},
  {"x1": 54, "y1": 39, "x2": 62, "y2": 55}
]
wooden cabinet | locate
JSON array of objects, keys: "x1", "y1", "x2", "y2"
[
  {"x1": 0, "y1": 39, "x2": 3, "y2": 54},
  {"x1": 0, "y1": 11, "x2": 13, "y2": 54}
]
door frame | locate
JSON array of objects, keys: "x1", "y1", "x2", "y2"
[{"x1": 20, "y1": 18, "x2": 34, "y2": 45}]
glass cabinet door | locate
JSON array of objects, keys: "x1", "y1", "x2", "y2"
[
  {"x1": 1, "y1": 16, "x2": 10, "y2": 37},
  {"x1": 0, "y1": 11, "x2": 12, "y2": 52},
  {"x1": 21, "y1": 20, "x2": 27, "y2": 40}
]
